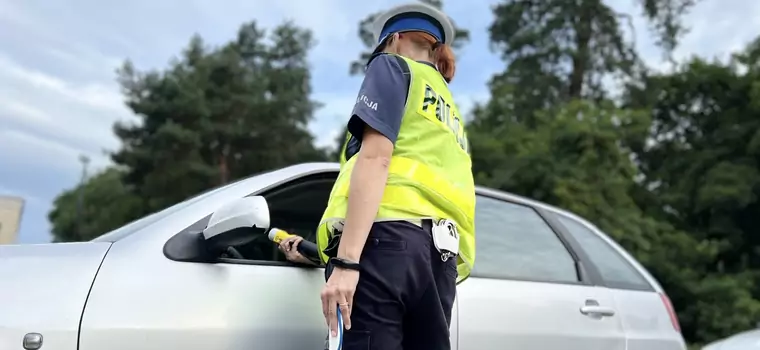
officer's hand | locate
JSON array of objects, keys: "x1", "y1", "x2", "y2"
[
  {"x1": 321, "y1": 267, "x2": 359, "y2": 335},
  {"x1": 278, "y1": 235, "x2": 312, "y2": 265}
]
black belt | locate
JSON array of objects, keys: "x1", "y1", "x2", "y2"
[{"x1": 421, "y1": 218, "x2": 434, "y2": 233}]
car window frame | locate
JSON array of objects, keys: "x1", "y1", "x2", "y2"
[
  {"x1": 92, "y1": 182, "x2": 246, "y2": 243},
  {"x1": 162, "y1": 172, "x2": 336, "y2": 268},
  {"x1": 544, "y1": 211, "x2": 655, "y2": 292},
  {"x1": 169, "y1": 212, "x2": 321, "y2": 268},
  {"x1": 469, "y1": 192, "x2": 603, "y2": 287}
]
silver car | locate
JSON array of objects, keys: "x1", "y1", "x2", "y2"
[
  {"x1": 0, "y1": 163, "x2": 687, "y2": 350},
  {"x1": 702, "y1": 328, "x2": 760, "y2": 349}
]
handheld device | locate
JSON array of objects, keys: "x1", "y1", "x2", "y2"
[
  {"x1": 328, "y1": 307, "x2": 344, "y2": 350},
  {"x1": 267, "y1": 228, "x2": 320, "y2": 260}
]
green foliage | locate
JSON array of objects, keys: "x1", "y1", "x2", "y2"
[
  {"x1": 471, "y1": 100, "x2": 650, "y2": 246},
  {"x1": 487, "y1": 0, "x2": 699, "y2": 120},
  {"x1": 349, "y1": 0, "x2": 470, "y2": 75},
  {"x1": 688, "y1": 273, "x2": 760, "y2": 342},
  {"x1": 489, "y1": 0, "x2": 638, "y2": 104},
  {"x1": 48, "y1": 168, "x2": 142, "y2": 242},
  {"x1": 639, "y1": 0, "x2": 697, "y2": 55},
  {"x1": 113, "y1": 21, "x2": 327, "y2": 215},
  {"x1": 623, "y1": 48, "x2": 760, "y2": 342}
]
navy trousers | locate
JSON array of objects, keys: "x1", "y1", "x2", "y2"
[{"x1": 324, "y1": 220, "x2": 457, "y2": 350}]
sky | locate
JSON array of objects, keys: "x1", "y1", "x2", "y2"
[{"x1": 0, "y1": 0, "x2": 758, "y2": 244}]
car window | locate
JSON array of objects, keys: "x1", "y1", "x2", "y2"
[
  {"x1": 473, "y1": 195, "x2": 578, "y2": 283},
  {"x1": 555, "y1": 215, "x2": 652, "y2": 291}
]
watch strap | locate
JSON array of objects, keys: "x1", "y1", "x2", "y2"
[{"x1": 330, "y1": 257, "x2": 361, "y2": 272}]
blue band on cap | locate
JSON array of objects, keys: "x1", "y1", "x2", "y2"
[{"x1": 378, "y1": 16, "x2": 444, "y2": 44}]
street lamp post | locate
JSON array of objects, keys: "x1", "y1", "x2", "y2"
[{"x1": 76, "y1": 155, "x2": 90, "y2": 235}]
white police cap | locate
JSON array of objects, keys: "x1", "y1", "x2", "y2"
[{"x1": 371, "y1": 2, "x2": 455, "y2": 54}]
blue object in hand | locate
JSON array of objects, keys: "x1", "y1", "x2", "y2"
[{"x1": 328, "y1": 307, "x2": 344, "y2": 350}]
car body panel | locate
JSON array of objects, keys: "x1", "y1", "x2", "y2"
[
  {"x1": 458, "y1": 278, "x2": 626, "y2": 350},
  {"x1": 611, "y1": 289, "x2": 687, "y2": 350},
  {"x1": 80, "y1": 246, "x2": 328, "y2": 349},
  {"x1": 0, "y1": 242, "x2": 111, "y2": 350},
  {"x1": 81, "y1": 239, "x2": 458, "y2": 350},
  {"x1": 546, "y1": 210, "x2": 684, "y2": 350},
  {"x1": 1, "y1": 162, "x2": 686, "y2": 350}
]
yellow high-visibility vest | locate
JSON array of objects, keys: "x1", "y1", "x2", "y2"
[{"x1": 318, "y1": 54, "x2": 475, "y2": 283}]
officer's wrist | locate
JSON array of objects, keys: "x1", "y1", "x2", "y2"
[
  {"x1": 337, "y1": 249, "x2": 361, "y2": 263},
  {"x1": 337, "y1": 237, "x2": 363, "y2": 262},
  {"x1": 337, "y1": 253, "x2": 361, "y2": 263}
]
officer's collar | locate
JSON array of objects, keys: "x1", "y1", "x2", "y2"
[{"x1": 366, "y1": 53, "x2": 438, "y2": 71}]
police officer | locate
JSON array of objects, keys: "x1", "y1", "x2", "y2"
[{"x1": 279, "y1": 4, "x2": 474, "y2": 350}]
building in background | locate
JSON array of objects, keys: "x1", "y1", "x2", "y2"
[{"x1": 0, "y1": 196, "x2": 24, "y2": 245}]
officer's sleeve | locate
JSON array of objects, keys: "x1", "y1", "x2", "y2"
[{"x1": 347, "y1": 54, "x2": 410, "y2": 144}]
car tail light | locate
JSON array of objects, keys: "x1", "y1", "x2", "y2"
[{"x1": 660, "y1": 293, "x2": 681, "y2": 332}]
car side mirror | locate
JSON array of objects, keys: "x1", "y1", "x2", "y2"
[{"x1": 202, "y1": 196, "x2": 270, "y2": 254}]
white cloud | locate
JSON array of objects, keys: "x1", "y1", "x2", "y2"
[
  {"x1": 0, "y1": 54, "x2": 127, "y2": 113},
  {"x1": 608, "y1": 0, "x2": 760, "y2": 71},
  {"x1": 1, "y1": 98, "x2": 52, "y2": 124},
  {"x1": 310, "y1": 92, "x2": 356, "y2": 149},
  {"x1": 0, "y1": 54, "x2": 128, "y2": 162},
  {"x1": 674, "y1": 0, "x2": 760, "y2": 60},
  {"x1": 0, "y1": 129, "x2": 109, "y2": 172},
  {"x1": 0, "y1": 184, "x2": 46, "y2": 208}
]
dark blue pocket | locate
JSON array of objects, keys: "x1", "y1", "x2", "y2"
[
  {"x1": 342, "y1": 329, "x2": 371, "y2": 350},
  {"x1": 368, "y1": 236, "x2": 407, "y2": 251}
]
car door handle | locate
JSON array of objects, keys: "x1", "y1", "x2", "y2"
[{"x1": 580, "y1": 305, "x2": 616, "y2": 317}]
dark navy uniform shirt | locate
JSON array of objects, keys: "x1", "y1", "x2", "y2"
[{"x1": 345, "y1": 54, "x2": 437, "y2": 160}]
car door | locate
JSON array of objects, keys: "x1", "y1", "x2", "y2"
[
  {"x1": 553, "y1": 213, "x2": 687, "y2": 350},
  {"x1": 79, "y1": 221, "x2": 329, "y2": 350},
  {"x1": 456, "y1": 194, "x2": 626, "y2": 350},
  {"x1": 78, "y1": 173, "x2": 336, "y2": 350}
]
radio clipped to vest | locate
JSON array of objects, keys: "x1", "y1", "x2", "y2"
[
  {"x1": 432, "y1": 219, "x2": 459, "y2": 262},
  {"x1": 322, "y1": 221, "x2": 344, "y2": 259}
]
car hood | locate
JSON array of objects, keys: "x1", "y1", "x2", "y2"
[{"x1": 0, "y1": 242, "x2": 111, "y2": 349}]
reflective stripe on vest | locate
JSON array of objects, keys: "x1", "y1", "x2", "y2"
[{"x1": 332, "y1": 156, "x2": 474, "y2": 216}]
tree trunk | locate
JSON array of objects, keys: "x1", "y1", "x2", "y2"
[{"x1": 569, "y1": 1, "x2": 592, "y2": 99}]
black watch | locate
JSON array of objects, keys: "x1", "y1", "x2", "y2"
[{"x1": 330, "y1": 257, "x2": 361, "y2": 272}]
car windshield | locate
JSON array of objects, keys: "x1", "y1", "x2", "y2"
[{"x1": 91, "y1": 181, "x2": 242, "y2": 243}]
